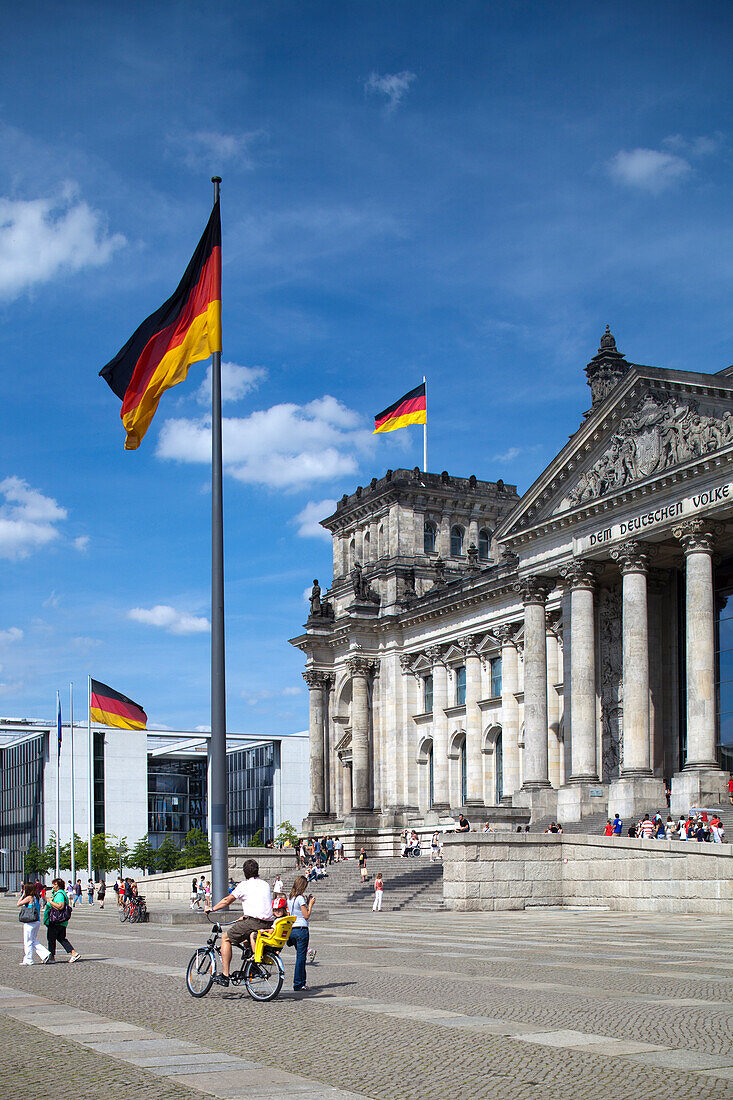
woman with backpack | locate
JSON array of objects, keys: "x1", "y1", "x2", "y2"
[
  {"x1": 16, "y1": 882, "x2": 50, "y2": 965},
  {"x1": 43, "y1": 877, "x2": 81, "y2": 964}
]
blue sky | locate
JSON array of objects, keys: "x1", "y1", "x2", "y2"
[{"x1": 0, "y1": 1, "x2": 731, "y2": 733}]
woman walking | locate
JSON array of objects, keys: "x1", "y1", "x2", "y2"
[
  {"x1": 17, "y1": 882, "x2": 50, "y2": 965},
  {"x1": 97, "y1": 879, "x2": 106, "y2": 909},
  {"x1": 44, "y1": 878, "x2": 81, "y2": 964},
  {"x1": 287, "y1": 875, "x2": 315, "y2": 992}
]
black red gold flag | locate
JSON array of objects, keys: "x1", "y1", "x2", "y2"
[
  {"x1": 90, "y1": 679, "x2": 147, "y2": 730},
  {"x1": 100, "y1": 201, "x2": 222, "y2": 450},
  {"x1": 373, "y1": 382, "x2": 427, "y2": 434}
]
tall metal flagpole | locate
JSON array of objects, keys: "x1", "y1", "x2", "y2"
[
  {"x1": 55, "y1": 691, "x2": 61, "y2": 878},
  {"x1": 209, "y1": 176, "x2": 228, "y2": 905},
  {"x1": 70, "y1": 682, "x2": 75, "y2": 885},
  {"x1": 423, "y1": 375, "x2": 428, "y2": 473},
  {"x1": 87, "y1": 676, "x2": 93, "y2": 881}
]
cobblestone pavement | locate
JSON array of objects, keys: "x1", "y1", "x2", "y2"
[{"x1": 0, "y1": 900, "x2": 731, "y2": 1099}]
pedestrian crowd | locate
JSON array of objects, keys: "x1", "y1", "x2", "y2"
[{"x1": 602, "y1": 810, "x2": 726, "y2": 842}]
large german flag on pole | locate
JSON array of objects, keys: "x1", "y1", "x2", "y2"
[
  {"x1": 100, "y1": 201, "x2": 222, "y2": 450},
  {"x1": 373, "y1": 382, "x2": 427, "y2": 434},
  {"x1": 90, "y1": 679, "x2": 147, "y2": 731}
]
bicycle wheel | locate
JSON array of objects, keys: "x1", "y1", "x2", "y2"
[
  {"x1": 129, "y1": 906, "x2": 140, "y2": 924},
  {"x1": 119, "y1": 904, "x2": 128, "y2": 923},
  {"x1": 186, "y1": 948, "x2": 215, "y2": 997},
  {"x1": 243, "y1": 951, "x2": 283, "y2": 1002}
]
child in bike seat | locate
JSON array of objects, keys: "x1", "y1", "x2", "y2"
[{"x1": 249, "y1": 895, "x2": 287, "y2": 956}]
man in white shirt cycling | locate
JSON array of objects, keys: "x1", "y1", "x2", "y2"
[{"x1": 205, "y1": 858, "x2": 273, "y2": 987}]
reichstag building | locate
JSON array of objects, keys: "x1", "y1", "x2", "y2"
[{"x1": 291, "y1": 329, "x2": 733, "y2": 837}]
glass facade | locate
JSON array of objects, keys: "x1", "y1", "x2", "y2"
[
  {"x1": 227, "y1": 742, "x2": 277, "y2": 846},
  {"x1": 148, "y1": 758, "x2": 207, "y2": 849},
  {"x1": 0, "y1": 734, "x2": 45, "y2": 892},
  {"x1": 93, "y1": 731, "x2": 105, "y2": 835}
]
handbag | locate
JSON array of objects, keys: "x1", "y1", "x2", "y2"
[
  {"x1": 19, "y1": 901, "x2": 39, "y2": 924},
  {"x1": 47, "y1": 892, "x2": 72, "y2": 923}
]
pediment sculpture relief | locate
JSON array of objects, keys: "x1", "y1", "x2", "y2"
[{"x1": 565, "y1": 393, "x2": 733, "y2": 508}]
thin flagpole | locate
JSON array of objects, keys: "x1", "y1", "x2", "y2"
[
  {"x1": 55, "y1": 691, "x2": 61, "y2": 878},
  {"x1": 423, "y1": 375, "x2": 428, "y2": 473},
  {"x1": 209, "y1": 176, "x2": 228, "y2": 905},
  {"x1": 70, "y1": 682, "x2": 75, "y2": 885},
  {"x1": 87, "y1": 675, "x2": 93, "y2": 881}
]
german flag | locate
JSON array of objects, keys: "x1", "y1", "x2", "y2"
[
  {"x1": 90, "y1": 679, "x2": 147, "y2": 731},
  {"x1": 373, "y1": 382, "x2": 427, "y2": 434},
  {"x1": 100, "y1": 201, "x2": 222, "y2": 450}
]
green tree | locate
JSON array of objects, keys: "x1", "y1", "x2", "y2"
[
  {"x1": 43, "y1": 833, "x2": 58, "y2": 874},
  {"x1": 109, "y1": 835, "x2": 130, "y2": 877},
  {"x1": 155, "y1": 835, "x2": 180, "y2": 873},
  {"x1": 275, "y1": 820, "x2": 299, "y2": 847},
  {"x1": 90, "y1": 832, "x2": 120, "y2": 875},
  {"x1": 249, "y1": 829, "x2": 264, "y2": 847},
  {"x1": 59, "y1": 834, "x2": 88, "y2": 873},
  {"x1": 24, "y1": 841, "x2": 51, "y2": 877},
  {"x1": 129, "y1": 834, "x2": 157, "y2": 875},
  {"x1": 177, "y1": 828, "x2": 211, "y2": 869}
]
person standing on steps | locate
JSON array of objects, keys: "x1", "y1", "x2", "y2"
[
  {"x1": 372, "y1": 873, "x2": 384, "y2": 912},
  {"x1": 359, "y1": 847, "x2": 368, "y2": 882},
  {"x1": 287, "y1": 874, "x2": 315, "y2": 991}
]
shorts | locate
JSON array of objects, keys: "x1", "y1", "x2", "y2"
[{"x1": 226, "y1": 916, "x2": 272, "y2": 947}]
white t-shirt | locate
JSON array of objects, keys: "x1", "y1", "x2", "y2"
[
  {"x1": 232, "y1": 877, "x2": 273, "y2": 920},
  {"x1": 288, "y1": 894, "x2": 309, "y2": 928}
]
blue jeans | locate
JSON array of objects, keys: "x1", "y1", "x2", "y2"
[{"x1": 289, "y1": 926, "x2": 309, "y2": 989}]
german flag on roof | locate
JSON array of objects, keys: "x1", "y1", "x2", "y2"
[
  {"x1": 373, "y1": 382, "x2": 427, "y2": 434},
  {"x1": 90, "y1": 679, "x2": 147, "y2": 731},
  {"x1": 100, "y1": 201, "x2": 221, "y2": 450}
]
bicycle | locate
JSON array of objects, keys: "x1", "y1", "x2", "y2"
[
  {"x1": 185, "y1": 914, "x2": 295, "y2": 1001},
  {"x1": 120, "y1": 895, "x2": 147, "y2": 923}
]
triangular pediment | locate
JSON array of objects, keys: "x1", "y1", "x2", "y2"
[{"x1": 496, "y1": 365, "x2": 733, "y2": 544}]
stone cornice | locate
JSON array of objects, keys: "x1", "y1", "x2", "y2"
[{"x1": 496, "y1": 366, "x2": 733, "y2": 548}]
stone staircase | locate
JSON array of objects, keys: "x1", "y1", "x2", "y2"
[{"x1": 306, "y1": 855, "x2": 445, "y2": 912}]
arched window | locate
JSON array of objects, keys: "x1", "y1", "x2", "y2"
[
  {"x1": 378, "y1": 525, "x2": 384, "y2": 557},
  {"x1": 428, "y1": 744, "x2": 434, "y2": 808},
  {"x1": 363, "y1": 530, "x2": 370, "y2": 560},
  {"x1": 460, "y1": 739, "x2": 467, "y2": 804},
  {"x1": 450, "y1": 525, "x2": 464, "y2": 557},
  {"x1": 424, "y1": 521, "x2": 436, "y2": 554},
  {"x1": 349, "y1": 539, "x2": 356, "y2": 568},
  {"x1": 478, "y1": 528, "x2": 491, "y2": 560}
]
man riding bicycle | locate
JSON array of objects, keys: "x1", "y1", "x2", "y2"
[{"x1": 205, "y1": 858, "x2": 273, "y2": 987}]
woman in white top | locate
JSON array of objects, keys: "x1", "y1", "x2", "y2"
[
  {"x1": 287, "y1": 874, "x2": 315, "y2": 991},
  {"x1": 16, "y1": 882, "x2": 50, "y2": 965}
]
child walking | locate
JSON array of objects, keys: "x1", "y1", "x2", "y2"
[{"x1": 372, "y1": 873, "x2": 383, "y2": 912}]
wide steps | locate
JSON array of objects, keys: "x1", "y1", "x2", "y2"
[{"x1": 304, "y1": 856, "x2": 444, "y2": 911}]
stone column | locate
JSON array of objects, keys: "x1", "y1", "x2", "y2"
[
  {"x1": 516, "y1": 576, "x2": 554, "y2": 790},
  {"x1": 494, "y1": 625, "x2": 520, "y2": 800},
  {"x1": 561, "y1": 561, "x2": 599, "y2": 782},
  {"x1": 610, "y1": 541, "x2": 652, "y2": 776},
  {"x1": 546, "y1": 619, "x2": 562, "y2": 788},
  {"x1": 673, "y1": 520, "x2": 718, "y2": 767},
  {"x1": 303, "y1": 670, "x2": 331, "y2": 817},
  {"x1": 429, "y1": 647, "x2": 450, "y2": 810},
  {"x1": 462, "y1": 636, "x2": 483, "y2": 805},
  {"x1": 341, "y1": 763, "x2": 352, "y2": 815},
  {"x1": 347, "y1": 655, "x2": 378, "y2": 812}
]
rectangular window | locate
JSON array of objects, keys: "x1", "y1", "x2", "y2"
[
  {"x1": 423, "y1": 674, "x2": 433, "y2": 714},
  {"x1": 455, "y1": 665, "x2": 466, "y2": 706},
  {"x1": 490, "y1": 656, "x2": 502, "y2": 698},
  {"x1": 93, "y1": 731, "x2": 105, "y2": 834}
]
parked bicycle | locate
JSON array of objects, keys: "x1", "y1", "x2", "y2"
[
  {"x1": 119, "y1": 894, "x2": 148, "y2": 923},
  {"x1": 186, "y1": 914, "x2": 295, "y2": 1001}
]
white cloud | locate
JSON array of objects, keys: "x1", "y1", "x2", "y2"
[
  {"x1": 0, "y1": 680, "x2": 23, "y2": 697},
  {"x1": 195, "y1": 724, "x2": 211, "y2": 733},
  {"x1": 128, "y1": 605, "x2": 210, "y2": 635},
  {"x1": 73, "y1": 535, "x2": 90, "y2": 552},
  {"x1": 196, "y1": 361, "x2": 267, "y2": 406},
  {"x1": 0, "y1": 627, "x2": 23, "y2": 644},
  {"x1": 294, "y1": 499, "x2": 337, "y2": 541},
  {"x1": 72, "y1": 636, "x2": 103, "y2": 650},
  {"x1": 282, "y1": 686, "x2": 302, "y2": 696},
  {"x1": 0, "y1": 189, "x2": 124, "y2": 299},
  {"x1": 243, "y1": 689, "x2": 274, "y2": 706},
  {"x1": 608, "y1": 148, "x2": 691, "y2": 193},
  {"x1": 365, "y1": 70, "x2": 417, "y2": 110},
  {"x1": 492, "y1": 447, "x2": 521, "y2": 462},
  {"x1": 157, "y1": 396, "x2": 371, "y2": 490},
  {"x1": 662, "y1": 132, "x2": 724, "y2": 158},
  {"x1": 171, "y1": 129, "x2": 264, "y2": 169},
  {"x1": 0, "y1": 477, "x2": 67, "y2": 560},
  {"x1": 43, "y1": 591, "x2": 61, "y2": 608}
]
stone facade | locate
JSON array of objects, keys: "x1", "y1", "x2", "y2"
[
  {"x1": 442, "y1": 833, "x2": 733, "y2": 915},
  {"x1": 292, "y1": 331, "x2": 733, "y2": 834}
]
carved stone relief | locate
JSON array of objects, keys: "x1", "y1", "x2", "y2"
[
  {"x1": 564, "y1": 392, "x2": 733, "y2": 509},
  {"x1": 598, "y1": 583, "x2": 622, "y2": 781}
]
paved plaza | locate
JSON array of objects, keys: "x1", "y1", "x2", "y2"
[{"x1": 0, "y1": 900, "x2": 731, "y2": 1099}]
